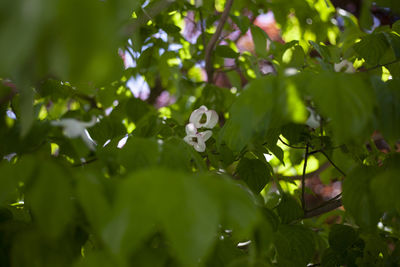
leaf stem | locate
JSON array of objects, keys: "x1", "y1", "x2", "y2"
[
  {"x1": 278, "y1": 136, "x2": 307, "y2": 149},
  {"x1": 320, "y1": 150, "x2": 346, "y2": 177},
  {"x1": 301, "y1": 144, "x2": 309, "y2": 211}
]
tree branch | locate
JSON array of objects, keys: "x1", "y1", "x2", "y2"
[
  {"x1": 205, "y1": 0, "x2": 234, "y2": 83},
  {"x1": 303, "y1": 198, "x2": 342, "y2": 219}
]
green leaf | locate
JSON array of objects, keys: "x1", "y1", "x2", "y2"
[
  {"x1": 372, "y1": 78, "x2": 400, "y2": 144},
  {"x1": 216, "y1": 45, "x2": 239, "y2": 58},
  {"x1": 274, "y1": 224, "x2": 316, "y2": 266},
  {"x1": 287, "y1": 45, "x2": 306, "y2": 68},
  {"x1": 161, "y1": 175, "x2": 220, "y2": 267},
  {"x1": 276, "y1": 194, "x2": 304, "y2": 224},
  {"x1": 393, "y1": 20, "x2": 400, "y2": 34},
  {"x1": 328, "y1": 224, "x2": 358, "y2": 252},
  {"x1": 76, "y1": 172, "x2": 112, "y2": 234},
  {"x1": 160, "y1": 137, "x2": 206, "y2": 172},
  {"x1": 236, "y1": 158, "x2": 271, "y2": 194},
  {"x1": 309, "y1": 40, "x2": 332, "y2": 62},
  {"x1": 230, "y1": 15, "x2": 250, "y2": 34},
  {"x1": 321, "y1": 248, "x2": 343, "y2": 267},
  {"x1": 221, "y1": 76, "x2": 288, "y2": 151},
  {"x1": 370, "y1": 155, "x2": 400, "y2": 214},
  {"x1": 27, "y1": 161, "x2": 74, "y2": 239},
  {"x1": 384, "y1": 32, "x2": 400, "y2": 59},
  {"x1": 342, "y1": 166, "x2": 381, "y2": 228},
  {"x1": 125, "y1": 98, "x2": 154, "y2": 123},
  {"x1": 250, "y1": 25, "x2": 269, "y2": 58},
  {"x1": 102, "y1": 169, "x2": 259, "y2": 266},
  {"x1": 297, "y1": 72, "x2": 375, "y2": 143},
  {"x1": 118, "y1": 136, "x2": 160, "y2": 172},
  {"x1": 359, "y1": 0, "x2": 373, "y2": 30},
  {"x1": 353, "y1": 33, "x2": 390, "y2": 66},
  {"x1": 88, "y1": 116, "x2": 126, "y2": 145}
]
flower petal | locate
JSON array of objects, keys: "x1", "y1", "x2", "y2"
[
  {"x1": 305, "y1": 107, "x2": 320, "y2": 129},
  {"x1": 334, "y1": 60, "x2": 355, "y2": 73},
  {"x1": 204, "y1": 110, "x2": 218, "y2": 128},
  {"x1": 185, "y1": 123, "x2": 197, "y2": 135},
  {"x1": 63, "y1": 121, "x2": 85, "y2": 138},
  {"x1": 193, "y1": 138, "x2": 206, "y2": 152},
  {"x1": 81, "y1": 131, "x2": 96, "y2": 150},
  {"x1": 198, "y1": 130, "x2": 212, "y2": 142},
  {"x1": 189, "y1": 106, "x2": 208, "y2": 128},
  {"x1": 82, "y1": 116, "x2": 97, "y2": 128},
  {"x1": 184, "y1": 135, "x2": 197, "y2": 146}
]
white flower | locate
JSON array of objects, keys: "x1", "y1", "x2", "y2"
[
  {"x1": 305, "y1": 107, "x2": 321, "y2": 129},
  {"x1": 183, "y1": 123, "x2": 212, "y2": 152},
  {"x1": 189, "y1": 105, "x2": 219, "y2": 129},
  {"x1": 334, "y1": 60, "x2": 355, "y2": 73},
  {"x1": 51, "y1": 116, "x2": 97, "y2": 150}
]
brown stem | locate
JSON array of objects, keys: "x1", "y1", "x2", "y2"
[
  {"x1": 301, "y1": 144, "x2": 309, "y2": 211},
  {"x1": 303, "y1": 198, "x2": 342, "y2": 219},
  {"x1": 205, "y1": 0, "x2": 234, "y2": 83}
]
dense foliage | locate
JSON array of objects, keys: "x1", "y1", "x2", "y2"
[{"x1": 1, "y1": 0, "x2": 400, "y2": 266}]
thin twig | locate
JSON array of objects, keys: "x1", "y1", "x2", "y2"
[
  {"x1": 278, "y1": 136, "x2": 307, "y2": 149},
  {"x1": 205, "y1": 0, "x2": 234, "y2": 83},
  {"x1": 320, "y1": 150, "x2": 346, "y2": 176},
  {"x1": 362, "y1": 58, "x2": 400, "y2": 72},
  {"x1": 72, "y1": 158, "x2": 98, "y2": 167},
  {"x1": 301, "y1": 144, "x2": 309, "y2": 211}
]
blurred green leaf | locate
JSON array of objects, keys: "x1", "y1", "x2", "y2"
[
  {"x1": 27, "y1": 160, "x2": 74, "y2": 239},
  {"x1": 274, "y1": 224, "x2": 316, "y2": 266},
  {"x1": 297, "y1": 72, "x2": 375, "y2": 143},
  {"x1": 236, "y1": 158, "x2": 271, "y2": 194},
  {"x1": 342, "y1": 166, "x2": 381, "y2": 228},
  {"x1": 328, "y1": 224, "x2": 358, "y2": 252},
  {"x1": 276, "y1": 194, "x2": 303, "y2": 224},
  {"x1": 354, "y1": 33, "x2": 390, "y2": 66},
  {"x1": 251, "y1": 25, "x2": 269, "y2": 58},
  {"x1": 220, "y1": 76, "x2": 288, "y2": 151},
  {"x1": 216, "y1": 45, "x2": 239, "y2": 58}
]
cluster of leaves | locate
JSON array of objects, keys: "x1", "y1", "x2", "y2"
[{"x1": 1, "y1": 0, "x2": 400, "y2": 266}]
